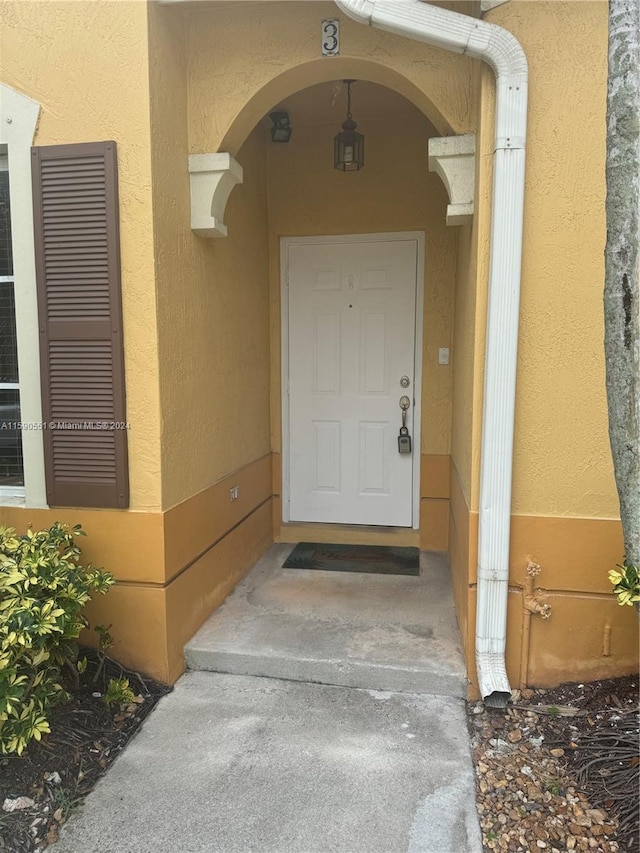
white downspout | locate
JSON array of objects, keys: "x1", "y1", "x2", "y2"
[{"x1": 335, "y1": 0, "x2": 528, "y2": 707}]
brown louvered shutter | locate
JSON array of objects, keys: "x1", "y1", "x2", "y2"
[{"x1": 31, "y1": 141, "x2": 129, "y2": 508}]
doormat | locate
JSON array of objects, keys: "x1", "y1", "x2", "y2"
[{"x1": 283, "y1": 542, "x2": 420, "y2": 576}]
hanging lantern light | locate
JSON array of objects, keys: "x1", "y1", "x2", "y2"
[{"x1": 334, "y1": 80, "x2": 364, "y2": 172}]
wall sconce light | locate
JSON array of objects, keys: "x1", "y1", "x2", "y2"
[
  {"x1": 270, "y1": 111, "x2": 292, "y2": 143},
  {"x1": 334, "y1": 80, "x2": 364, "y2": 171}
]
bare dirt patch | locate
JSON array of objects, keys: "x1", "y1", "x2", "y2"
[{"x1": 0, "y1": 650, "x2": 171, "y2": 852}]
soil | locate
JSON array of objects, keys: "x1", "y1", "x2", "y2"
[
  {"x1": 468, "y1": 675, "x2": 639, "y2": 853},
  {"x1": 0, "y1": 650, "x2": 171, "y2": 853}
]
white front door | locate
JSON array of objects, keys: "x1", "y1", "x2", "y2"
[{"x1": 284, "y1": 235, "x2": 420, "y2": 527}]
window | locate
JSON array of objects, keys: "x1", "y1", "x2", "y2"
[
  {"x1": 0, "y1": 157, "x2": 24, "y2": 490},
  {"x1": 0, "y1": 83, "x2": 45, "y2": 507}
]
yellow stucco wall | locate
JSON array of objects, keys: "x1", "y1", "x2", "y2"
[
  {"x1": 181, "y1": 0, "x2": 619, "y2": 522},
  {"x1": 450, "y1": 224, "x2": 476, "y2": 506},
  {"x1": 1, "y1": 0, "x2": 634, "y2": 689},
  {"x1": 0, "y1": 1, "x2": 276, "y2": 681},
  {"x1": 450, "y1": 62, "x2": 495, "y2": 511},
  {"x1": 185, "y1": 0, "x2": 475, "y2": 156},
  {"x1": 180, "y1": 0, "x2": 472, "y2": 539},
  {"x1": 0, "y1": 454, "x2": 273, "y2": 682},
  {"x1": 0, "y1": 0, "x2": 162, "y2": 510},
  {"x1": 147, "y1": 2, "x2": 272, "y2": 509},
  {"x1": 478, "y1": 0, "x2": 618, "y2": 518},
  {"x1": 448, "y1": 0, "x2": 636, "y2": 692},
  {"x1": 450, "y1": 1, "x2": 618, "y2": 520}
]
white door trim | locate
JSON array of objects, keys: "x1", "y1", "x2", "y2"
[{"x1": 281, "y1": 231, "x2": 425, "y2": 530}]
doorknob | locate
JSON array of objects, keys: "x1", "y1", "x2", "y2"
[{"x1": 399, "y1": 395, "x2": 411, "y2": 411}]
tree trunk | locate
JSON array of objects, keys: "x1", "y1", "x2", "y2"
[{"x1": 605, "y1": 0, "x2": 640, "y2": 568}]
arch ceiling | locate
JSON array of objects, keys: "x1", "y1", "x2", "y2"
[
  {"x1": 185, "y1": 3, "x2": 476, "y2": 156},
  {"x1": 215, "y1": 59, "x2": 460, "y2": 156}
]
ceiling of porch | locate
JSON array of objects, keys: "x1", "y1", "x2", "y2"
[{"x1": 268, "y1": 80, "x2": 439, "y2": 135}]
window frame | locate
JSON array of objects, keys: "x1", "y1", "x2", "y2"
[
  {"x1": 0, "y1": 155, "x2": 25, "y2": 501},
  {"x1": 0, "y1": 85, "x2": 45, "y2": 508}
]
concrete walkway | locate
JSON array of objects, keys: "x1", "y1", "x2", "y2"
[
  {"x1": 56, "y1": 672, "x2": 482, "y2": 853},
  {"x1": 56, "y1": 545, "x2": 482, "y2": 853}
]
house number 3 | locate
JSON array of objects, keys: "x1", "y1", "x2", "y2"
[{"x1": 321, "y1": 19, "x2": 340, "y2": 56}]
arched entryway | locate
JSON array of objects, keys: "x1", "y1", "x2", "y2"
[
  {"x1": 182, "y1": 66, "x2": 472, "y2": 695},
  {"x1": 198, "y1": 68, "x2": 465, "y2": 551},
  {"x1": 148, "y1": 0, "x2": 485, "y2": 688},
  {"x1": 252, "y1": 79, "x2": 456, "y2": 550}
]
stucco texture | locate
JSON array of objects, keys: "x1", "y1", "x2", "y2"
[
  {"x1": 447, "y1": 0, "x2": 634, "y2": 690},
  {"x1": 2, "y1": 0, "x2": 634, "y2": 688},
  {"x1": 450, "y1": 222, "x2": 478, "y2": 505},
  {"x1": 483, "y1": 0, "x2": 618, "y2": 518},
  {"x1": 185, "y1": 1, "x2": 475, "y2": 155},
  {"x1": 149, "y1": 0, "x2": 468, "y2": 508},
  {"x1": 148, "y1": 2, "x2": 272, "y2": 509},
  {"x1": 0, "y1": 0, "x2": 162, "y2": 510},
  {"x1": 179, "y1": 0, "x2": 620, "y2": 522},
  {"x1": 149, "y1": 0, "x2": 621, "y2": 523},
  {"x1": 1, "y1": 0, "x2": 621, "y2": 522},
  {"x1": 450, "y1": 62, "x2": 495, "y2": 511}
]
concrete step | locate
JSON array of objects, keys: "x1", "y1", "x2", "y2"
[{"x1": 185, "y1": 544, "x2": 468, "y2": 698}]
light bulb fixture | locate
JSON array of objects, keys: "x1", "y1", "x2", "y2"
[
  {"x1": 334, "y1": 80, "x2": 364, "y2": 172},
  {"x1": 269, "y1": 111, "x2": 292, "y2": 143}
]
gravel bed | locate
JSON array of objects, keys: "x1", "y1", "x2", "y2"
[{"x1": 467, "y1": 677, "x2": 639, "y2": 853}]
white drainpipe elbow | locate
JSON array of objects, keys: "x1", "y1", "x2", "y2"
[{"x1": 335, "y1": 0, "x2": 528, "y2": 707}]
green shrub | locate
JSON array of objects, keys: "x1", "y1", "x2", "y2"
[
  {"x1": 104, "y1": 677, "x2": 136, "y2": 706},
  {"x1": 0, "y1": 522, "x2": 114, "y2": 755},
  {"x1": 608, "y1": 561, "x2": 640, "y2": 607}
]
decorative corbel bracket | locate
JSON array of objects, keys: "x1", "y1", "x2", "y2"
[
  {"x1": 188, "y1": 153, "x2": 243, "y2": 238},
  {"x1": 428, "y1": 134, "x2": 476, "y2": 226},
  {"x1": 480, "y1": 0, "x2": 510, "y2": 12}
]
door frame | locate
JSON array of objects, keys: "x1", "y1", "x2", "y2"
[{"x1": 280, "y1": 231, "x2": 425, "y2": 530}]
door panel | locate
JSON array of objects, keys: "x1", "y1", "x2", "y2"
[{"x1": 287, "y1": 238, "x2": 418, "y2": 527}]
